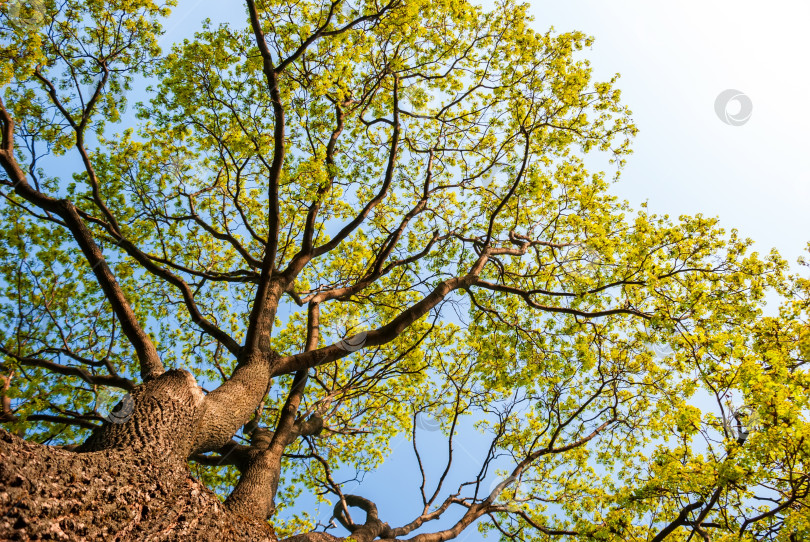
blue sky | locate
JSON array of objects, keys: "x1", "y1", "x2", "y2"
[
  {"x1": 4, "y1": 0, "x2": 807, "y2": 534},
  {"x1": 161, "y1": 0, "x2": 810, "y2": 266},
  {"x1": 147, "y1": 0, "x2": 810, "y2": 537},
  {"x1": 521, "y1": 1, "x2": 810, "y2": 266}
]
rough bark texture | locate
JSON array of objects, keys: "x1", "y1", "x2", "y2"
[
  {"x1": 0, "y1": 430, "x2": 277, "y2": 541},
  {"x1": 79, "y1": 370, "x2": 204, "y2": 457},
  {"x1": 0, "y1": 368, "x2": 279, "y2": 541}
]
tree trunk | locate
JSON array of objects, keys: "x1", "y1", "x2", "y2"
[{"x1": 0, "y1": 369, "x2": 277, "y2": 541}]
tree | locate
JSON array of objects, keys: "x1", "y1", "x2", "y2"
[{"x1": 0, "y1": 0, "x2": 807, "y2": 540}]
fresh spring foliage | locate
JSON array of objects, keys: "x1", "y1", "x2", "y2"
[{"x1": 1, "y1": 0, "x2": 808, "y2": 540}]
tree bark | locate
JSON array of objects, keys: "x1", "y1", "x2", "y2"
[
  {"x1": 0, "y1": 369, "x2": 278, "y2": 541},
  {"x1": 0, "y1": 429, "x2": 277, "y2": 541}
]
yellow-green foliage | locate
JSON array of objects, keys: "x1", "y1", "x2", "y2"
[{"x1": 1, "y1": 1, "x2": 807, "y2": 540}]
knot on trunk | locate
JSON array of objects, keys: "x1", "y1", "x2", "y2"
[{"x1": 78, "y1": 369, "x2": 205, "y2": 459}]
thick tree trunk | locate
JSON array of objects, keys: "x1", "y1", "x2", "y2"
[
  {"x1": 0, "y1": 430, "x2": 276, "y2": 541},
  {"x1": 0, "y1": 369, "x2": 278, "y2": 541}
]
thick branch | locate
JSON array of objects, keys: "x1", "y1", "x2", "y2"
[
  {"x1": 0, "y1": 347, "x2": 133, "y2": 391},
  {"x1": 0, "y1": 98, "x2": 164, "y2": 382},
  {"x1": 273, "y1": 273, "x2": 474, "y2": 375},
  {"x1": 333, "y1": 495, "x2": 393, "y2": 542},
  {"x1": 192, "y1": 350, "x2": 277, "y2": 454},
  {"x1": 225, "y1": 304, "x2": 320, "y2": 519},
  {"x1": 244, "y1": 0, "x2": 286, "y2": 356}
]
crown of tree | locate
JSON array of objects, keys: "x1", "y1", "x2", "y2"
[{"x1": 1, "y1": 1, "x2": 808, "y2": 540}]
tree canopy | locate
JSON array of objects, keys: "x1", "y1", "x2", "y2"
[{"x1": 1, "y1": 0, "x2": 808, "y2": 540}]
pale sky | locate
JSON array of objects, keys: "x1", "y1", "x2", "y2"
[
  {"x1": 522, "y1": 0, "x2": 810, "y2": 265},
  {"x1": 162, "y1": 0, "x2": 810, "y2": 265},
  {"x1": 154, "y1": 0, "x2": 810, "y2": 535}
]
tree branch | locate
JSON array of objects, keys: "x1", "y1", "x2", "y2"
[
  {"x1": 0, "y1": 97, "x2": 164, "y2": 382},
  {"x1": 0, "y1": 347, "x2": 133, "y2": 391}
]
